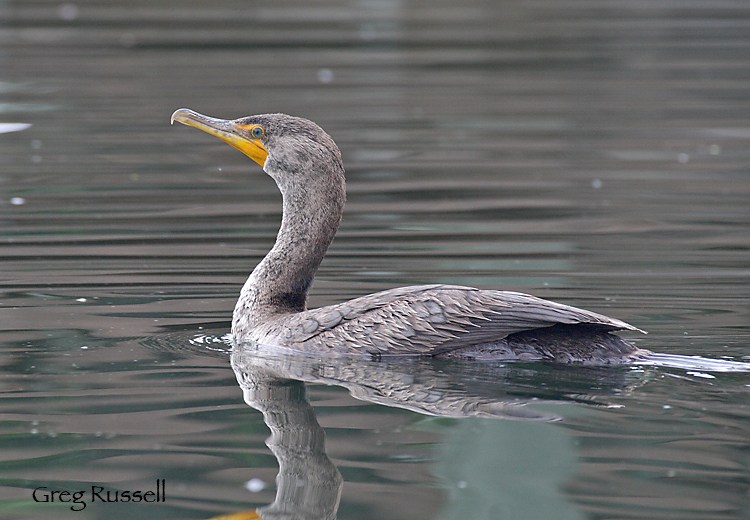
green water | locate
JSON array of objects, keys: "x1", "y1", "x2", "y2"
[{"x1": 1, "y1": 1, "x2": 749, "y2": 518}]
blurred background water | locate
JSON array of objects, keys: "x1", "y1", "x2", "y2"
[{"x1": 1, "y1": 0, "x2": 749, "y2": 519}]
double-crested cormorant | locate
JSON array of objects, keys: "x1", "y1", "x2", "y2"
[{"x1": 171, "y1": 109, "x2": 647, "y2": 364}]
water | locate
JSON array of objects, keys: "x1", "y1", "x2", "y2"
[{"x1": 1, "y1": 0, "x2": 749, "y2": 518}]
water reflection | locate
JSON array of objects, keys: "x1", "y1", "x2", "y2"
[
  {"x1": 230, "y1": 357, "x2": 343, "y2": 520},
  {"x1": 232, "y1": 348, "x2": 569, "y2": 422},
  {"x1": 214, "y1": 343, "x2": 750, "y2": 520},
  {"x1": 221, "y1": 346, "x2": 653, "y2": 520}
]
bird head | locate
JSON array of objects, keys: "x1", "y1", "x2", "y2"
[{"x1": 170, "y1": 109, "x2": 344, "y2": 186}]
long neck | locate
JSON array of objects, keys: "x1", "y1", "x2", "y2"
[{"x1": 233, "y1": 173, "x2": 345, "y2": 332}]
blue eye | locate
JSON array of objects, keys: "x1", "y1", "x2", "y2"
[{"x1": 252, "y1": 127, "x2": 263, "y2": 138}]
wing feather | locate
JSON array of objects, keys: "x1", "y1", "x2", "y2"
[{"x1": 267, "y1": 284, "x2": 642, "y2": 355}]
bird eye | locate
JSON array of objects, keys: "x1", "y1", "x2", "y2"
[{"x1": 252, "y1": 127, "x2": 264, "y2": 138}]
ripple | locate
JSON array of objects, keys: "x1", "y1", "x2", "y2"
[
  {"x1": 138, "y1": 329, "x2": 233, "y2": 357},
  {"x1": 0, "y1": 122, "x2": 31, "y2": 134},
  {"x1": 635, "y1": 353, "x2": 750, "y2": 373}
]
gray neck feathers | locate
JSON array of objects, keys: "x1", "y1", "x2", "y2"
[{"x1": 233, "y1": 150, "x2": 345, "y2": 332}]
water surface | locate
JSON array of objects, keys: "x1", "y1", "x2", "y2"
[{"x1": 1, "y1": 1, "x2": 749, "y2": 519}]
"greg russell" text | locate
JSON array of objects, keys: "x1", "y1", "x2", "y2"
[{"x1": 32, "y1": 479, "x2": 165, "y2": 511}]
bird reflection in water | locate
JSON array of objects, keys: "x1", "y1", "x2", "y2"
[{"x1": 204, "y1": 347, "x2": 644, "y2": 520}]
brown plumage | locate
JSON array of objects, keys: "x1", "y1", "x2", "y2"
[{"x1": 171, "y1": 109, "x2": 648, "y2": 364}]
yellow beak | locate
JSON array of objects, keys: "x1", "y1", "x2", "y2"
[{"x1": 171, "y1": 108, "x2": 268, "y2": 167}]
